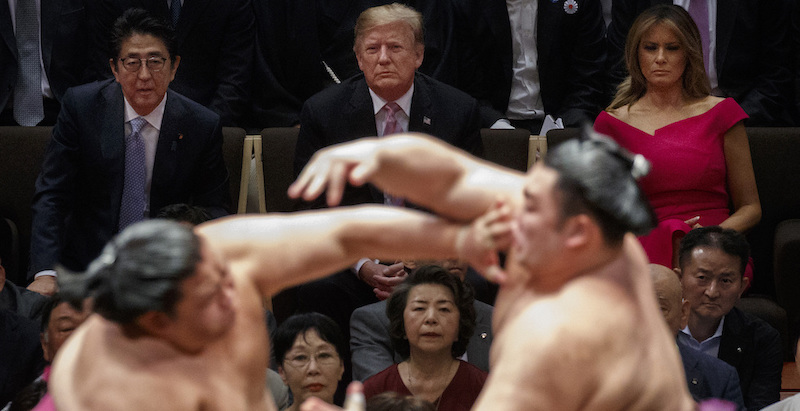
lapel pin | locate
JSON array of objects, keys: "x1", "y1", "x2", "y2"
[
  {"x1": 423, "y1": 116, "x2": 431, "y2": 126},
  {"x1": 178, "y1": 133, "x2": 184, "y2": 140},
  {"x1": 480, "y1": 332, "x2": 487, "y2": 339},
  {"x1": 564, "y1": 0, "x2": 578, "y2": 14},
  {"x1": 691, "y1": 378, "x2": 698, "y2": 385},
  {"x1": 736, "y1": 347, "x2": 742, "y2": 353}
]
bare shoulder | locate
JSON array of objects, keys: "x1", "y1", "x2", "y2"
[
  {"x1": 604, "y1": 105, "x2": 632, "y2": 123},
  {"x1": 693, "y1": 95, "x2": 725, "y2": 114}
]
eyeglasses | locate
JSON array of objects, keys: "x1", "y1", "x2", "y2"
[
  {"x1": 118, "y1": 56, "x2": 169, "y2": 73},
  {"x1": 284, "y1": 351, "x2": 340, "y2": 368}
]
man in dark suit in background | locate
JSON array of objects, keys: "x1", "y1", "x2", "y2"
[
  {"x1": 495, "y1": 0, "x2": 608, "y2": 133},
  {"x1": 28, "y1": 9, "x2": 229, "y2": 295},
  {"x1": 607, "y1": 0, "x2": 794, "y2": 126},
  {"x1": 89, "y1": 0, "x2": 254, "y2": 126},
  {"x1": 650, "y1": 263, "x2": 744, "y2": 408},
  {"x1": 0, "y1": 0, "x2": 93, "y2": 126},
  {"x1": 292, "y1": 4, "x2": 481, "y2": 399},
  {"x1": 677, "y1": 227, "x2": 782, "y2": 410},
  {"x1": 249, "y1": 0, "x2": 505, "y2": 129}
]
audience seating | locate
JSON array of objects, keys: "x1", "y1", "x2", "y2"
[
  {"x1": 0, "y1": 127, "x2": 53, "y2": 285},
  {"x1": 220, "y1": 127, "x2": 248, "y2": 213},
  {"x1": 259, "y1": 127, "x2": 301, "y2": 213},
  {"x1": 480, "y1": 128, "x2": 531, "y2": 172}
]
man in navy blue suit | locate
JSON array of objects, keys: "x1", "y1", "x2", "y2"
[
  {"x1": 27, "y1": 9, "x2": 229, "y2": 295},
  {"x1": 677, "y1": 227, "x2": 782, "y2": 410},
  {"x1": 650, "y1": 263, "x2": 744, "y2": 408}
]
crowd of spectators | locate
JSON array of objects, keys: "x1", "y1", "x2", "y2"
[{"x1": 1, "y1": 0, "x2": 796, "y2": 410}]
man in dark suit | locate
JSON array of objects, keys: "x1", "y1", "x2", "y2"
[
  {"x1": 677, "y1": 227, "x2": 782, "y2": 410},
  {"x1": 495, "y1": 0, "x2": 607, "y2": 133},
  {"x1": 293, "y1": 5, "x2": 481, "y2": 401},
  {"x1": 294, "y1": 2, "x2": 481, "y2": 300},
  {"x1": 350, "y1": 259, "x2": 492, "y2": 381},
  {"x1": 0, "y1": 0, "x2": 92, "y2": 126},
  {"x1": 607, "y1": 0, "x2": 794, "y2": 126},
  {"x1": 650, "y1": 263, "x2": 744, "y2": 408},
  {"x1": 89, "y1": 0, "x2": 254, "y2": 126},
  {"x1": 27, "y1": 9, "x2": 229, "y2": 295},
  {"x1": 249, "y1": 0, "x2": 504, "y2": 128}
]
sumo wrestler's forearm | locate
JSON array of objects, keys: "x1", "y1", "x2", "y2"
[
  {"x1": 291, "y1": 133, "x2": 525, "y2": 222},
  {"x1": 196, "y1": 206, "x2": 464, "y2": 297}
]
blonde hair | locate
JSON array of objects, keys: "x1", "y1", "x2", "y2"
[
  {"x1": 609, "y1": 4, "x2": 710, "y2": 110},
  {"x1": 353, "y1": 3, "x2": 424, "y2": 51}
]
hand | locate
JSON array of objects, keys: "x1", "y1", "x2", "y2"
[
  {"x1": 27, "y1": 276, "x2": 57, "y2": 296},
  {"x1": 456, "y1": 199, "x2": 514, "y2": 284},
  {"x1": 358, "y1": 261, "x2": 407, "y2": 300},
  {"x1": 288, "y1": 138, "x2": 381, "y2": 207},
  {"x1": 301, "y1": 381, "x2": 365, "y2": 411},
  {"x1": 684, "y1": 216, "x2": 702, "y2": 229}
]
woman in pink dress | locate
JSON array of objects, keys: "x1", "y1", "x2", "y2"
[{"x1": 594, "y1": 5, "x2": 760, "y2": 280}]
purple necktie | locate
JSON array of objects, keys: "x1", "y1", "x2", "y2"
[
  {"x1": 688, "y1": 0, "x2": 710, "y2": 74},
  {"x1": 382, "y1": 102, "x2": 401, "y2": 137},
  {"x1": 381, "y1": 102, "x2": 404, "y2": 206},
  {"x1": 118, "y1": 117, "x2": 148, "y2": 231}
]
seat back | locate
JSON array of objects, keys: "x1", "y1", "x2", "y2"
[
  {"x1": 0, "y1": 126, "x2": 53, "y2": 284},
  {"x1": 746, "y1": 128, "x2": 800, "y2": 296},
  {"x1": 260, "y1": 128, "x2": 301, "y2": 213},
  {"x1": 221, "y1": 127, "x2": 248, "y2": 213},
  {"x1": 546, "y1": 128, "x2": 582, "y2": 151},
  {"x1": 479, "y1": 128, "x2": 531, "y2": 172}
]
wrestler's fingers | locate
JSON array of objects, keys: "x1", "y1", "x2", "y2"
[
  {"x1": 483, "y1": 264, "x2": 508, "y2": 284},
  {"x1": 326, "y1": 162, "x2": 348, "y2": 207},
  {"x1": 343, "y1": 381, "x2": 366, "y2": 411},
  {"x1": 349, "y1": 160, "x2": 378, "y2": 186}
]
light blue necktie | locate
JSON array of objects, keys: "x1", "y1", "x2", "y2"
[
  {"x1": 118, "y1": 117, "x2": 148, "y2": 231},
  {"x1": 13, "y1": 0, "x2": 44, "y2": 126}
]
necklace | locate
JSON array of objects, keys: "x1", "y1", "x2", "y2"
[{"x1": 403, "y1": 360, "x2": 456, "y2": 410}]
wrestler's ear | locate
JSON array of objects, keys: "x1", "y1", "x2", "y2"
[
  {"x1": 136, "y1": 311, "x2": 172, "y2": 336},
  {"x1": 562, "y1": 214, "x2": 594, "y2": 250}
]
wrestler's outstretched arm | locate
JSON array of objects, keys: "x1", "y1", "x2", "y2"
[
  {"x1": 289, "y1": 133, "x2": 526, "y2": 222},
  {"x1": 197, "y1": 205, "x2": 511, "y2": 297}
]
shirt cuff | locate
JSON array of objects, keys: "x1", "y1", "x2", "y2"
[
  {"x1": 490, "y1": 119, "x2": 515, "y2": 130},
  {"x1": 353, "y1": 258, "x2": 379, "y2": 277},
  {"x1": 34, "y1": 269, "x2": 57, "y2": 279}
]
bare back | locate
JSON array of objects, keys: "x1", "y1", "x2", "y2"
[
  {"x1": 475, "y1": 235, "x2": 695, "y2": 410},
  {"x1": 50, "y1": 272, "x2": 275, "y2": 411}
]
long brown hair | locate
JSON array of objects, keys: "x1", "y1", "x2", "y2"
[{"x1": 608, "y1": 4, "x2": 710, "y2": 110}]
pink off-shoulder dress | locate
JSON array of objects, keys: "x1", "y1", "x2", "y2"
[{"x1": 594, "y1": 98, "x2": 751, "y2": 278}]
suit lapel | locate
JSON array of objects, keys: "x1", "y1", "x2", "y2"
[
  {"x1": 0, "y1": 1, "x2": 16, "y2": 59},
  {"x1": 718, "y1": 310, "x2": 744, "y2": 369},
  {"x1": 349, "y1": 79, "x2": 383, "y2": 203},
  {"x1": 408, "y1": 74, "x2": 433, "y2": 135},
  {"x1": 151, "y1": 90, "x2": 180, "y2": 213},
  {"x1": 714, "y1": 0, "x2": 736, "y2": 76},
  {"x1": 100, "y1": 82, "x2": 127, "y2": 220},
  {"x1": 39, "y1": 0, "x2": 61, "y2": 76},
  {"x1": 536, "y1": 0, "x2": 560, "y2": 67}
]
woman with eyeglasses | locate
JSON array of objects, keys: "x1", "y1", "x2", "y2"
[
  {"x1": 363, "y1": 265, "x2": 486, "y2": 411},
  {"x1": 273, "y1": 313, "x2": 346, "y2": 411}
]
